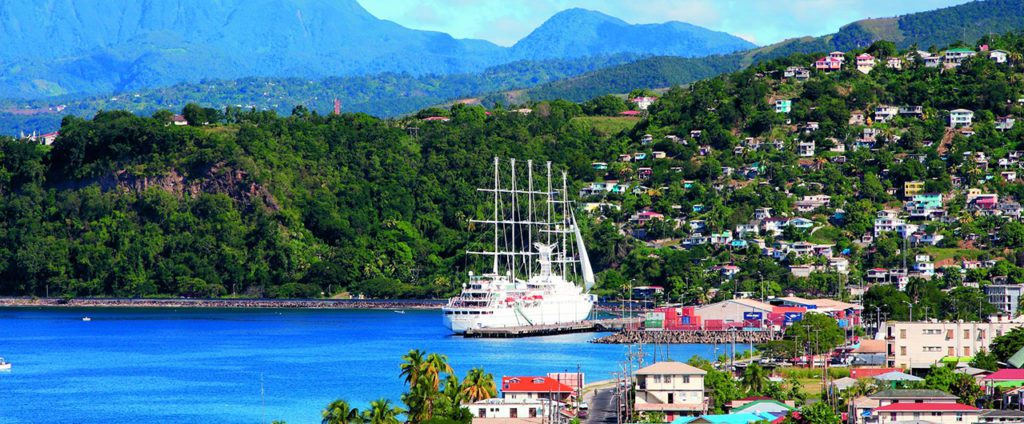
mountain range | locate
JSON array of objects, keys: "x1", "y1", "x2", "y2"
[{"x1": 0, "y1": 0, "x2": 753, "y2": 99}]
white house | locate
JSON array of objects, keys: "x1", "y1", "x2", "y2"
[
  {"x1": 634, "y1": 361, "x2": 707, "y2": 422},
  {"x1": 950, "y1": 109, "x2": 974, "y2": 127}
]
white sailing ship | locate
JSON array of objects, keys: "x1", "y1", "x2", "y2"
[{"x1": 443, "y1": 157, "x2": 596, "y2": 334}]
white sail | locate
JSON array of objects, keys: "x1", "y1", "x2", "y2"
[{"x1": 572, "y1": 210, "x2": 596, "y2": 291}]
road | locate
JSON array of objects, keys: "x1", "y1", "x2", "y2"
[{"x1": 586, "y1": 388, "x2": 618, "y2": 424}]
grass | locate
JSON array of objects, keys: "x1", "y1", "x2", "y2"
[
  {"x1": 572, "y1": 116, "x2": 639, "y2": 136},
  {"x1": 808, "y1": 226, "x2": 843, "y2": 244},
  {"x1": 922, "y1": 247, "x2": 986, "y2": 263}
]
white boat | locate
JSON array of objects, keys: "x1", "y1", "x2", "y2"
[
  {"x1": 82, "y1": 317, "x2": 92, "y2": 322},
  {"x1": 443, "y1": 158, "x2": 596, "y2": 334},
  {"x1": 0, "y1": 357, "x2": 10, "y2": 371}
]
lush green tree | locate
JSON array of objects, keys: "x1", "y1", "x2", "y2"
[
  {"x1": 991, "y1": 328, "x2": 1024, "y2": 362},
  {"x1": 322, "y1": 399, "x2": 362, "y2": 424},
  {"x1": 363, "y1": 399, "x2": 403, "y2": 424},
  {"x1": 741, "y1": 363, "x2": 770, "y2": 396},
  {"x1": 970, "y1": 350, "x2": 999, "y2": 372},
  {"x1": 783, "y1": 314, "x2": 846, "y2": 355},
  {"x1": 460, "y1": 368, "x2": 497, "y2": 402}
]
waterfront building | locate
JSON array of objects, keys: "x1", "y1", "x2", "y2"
[{"x1": 634, "y1": 361, "x2": 707, "y2": 422}]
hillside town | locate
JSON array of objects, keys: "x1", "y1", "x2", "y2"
[{"x1": 445, "y1": 38, "x2": 1024, "y2": 424}]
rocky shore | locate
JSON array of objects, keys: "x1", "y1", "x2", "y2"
[
  {"x1": 591, "y1": 329, "x2": 782, "y2": 344},
  {"x1": 0, "y1": 297, "x2": 444, "y2": 310}
]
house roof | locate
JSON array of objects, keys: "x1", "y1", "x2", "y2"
[
  {"x1": 983, "y1": 369, "x2": 1024, "y2": 381},
  {"x1": 870, "y1": 389, "x2": 957, "y2": 400},
  {"x1": 635, "y1": 361, "x2": 706, "y2": 376},
  {"x1": 731, "y1": 400, "x2": 793, "y2": 413},
  {"x1": 672, "y1": 413, "x2": 777, "y2": 424},
  {"x1": 501, "y1": 376, "x2": 574, "y2": 393},
  {"x1": 874, "y1": 403, "x2": 978, "y2": 412},
  {"x1": 853, "y1": 340, "x2": 886, "y2": 354},
  {"x1": 1007, "y1": 346, "x2": 1024, "y2": 368}
]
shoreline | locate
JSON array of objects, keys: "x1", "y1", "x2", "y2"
[
  {"x1": 0, "y1": 297, "x2": 445, "y2": 310},
  {"x1": 0, "y1": 297, "x2": 629, "y2": 312}
]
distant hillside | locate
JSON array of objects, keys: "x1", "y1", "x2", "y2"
[
  {"x1": 0, "y1": 0, "x2": 752, "y2": 100},
  {"x1": 517, "y1": 0, "x2": 1024, "y2": 103},
  {"x1": 509, "y1": 9, "x2": 754, "y2": 60},
  {"x1": 0, "y1": 54, "x2": 645, "y2": 135}
]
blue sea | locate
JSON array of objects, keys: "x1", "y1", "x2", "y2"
[{"x1": 0, "y1": 308, "x2": 730, "y2": 424}]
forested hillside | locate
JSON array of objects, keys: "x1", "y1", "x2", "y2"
[
  {"x1": 8, "y1": 32, "x2": 1024, "y2": 311},
  {"x1": 0, "y1": 54, "x2": 644, "y2": 136},
  {"x1": 517, "y1": 0, "x2": 1024, "y2": 103}
]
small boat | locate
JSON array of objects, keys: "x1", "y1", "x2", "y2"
[
  {"x1": 393, "y1": 310, "x2": 406, "y2": 314},
  {"x1": 0, "y1": 357, "x2": 10, "y2": 371},
  {"x1": 82, "y1": 317, "x2": 92, "y2": 322}
]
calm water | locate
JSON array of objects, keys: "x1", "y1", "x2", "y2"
[{"x1": 0, "y1": 308, "x2": 730, "y2": 424}]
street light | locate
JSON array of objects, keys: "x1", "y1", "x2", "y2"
[{"x1": 904, "y1": 301, "x2": 914, "y2": 322}]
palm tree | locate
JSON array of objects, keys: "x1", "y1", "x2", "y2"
[
  {"x1": 740, "y1": 363, "x2": 769, "y2": 396},
  {"x1": 363, "y1": 398, "x2": 403, "y2": 424},
  {"x1": 402, "y1": 374, "x2": 437, "y2": 423},
  {"x1": 460, "y1": 367, "x2": 497, "y2": 402},
  {"x1": 422, "y1": 353, "x2": 454, "y2": 391},
  {"x1": 400, "y1": 349, "x2": 426, "y2": 386},
  {"x1": 322, "y1": 399, "x2": 361, "y2": 424}
]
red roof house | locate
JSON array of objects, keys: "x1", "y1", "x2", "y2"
[{"x1": 501, "y1": 376, "x2": 575, "y2": 401}]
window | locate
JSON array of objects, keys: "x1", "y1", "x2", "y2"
[
  {"x1": 479, "y1": 409, "x2": 486, "y2": 418},
  {"x1": 948, "y1": 347, "x2": 955, "y2": 356},
  {"x1": 683, "y1": 376, "x2": 690, "y2": 384},
  {"x1": 923, "y1": 329, "x2": 942, "y2": 335},
  {"x1": 964, "y1": 329, "x2": 970, "y2": 339},
  {"x1": 964, "y1": 346, "x2": 971, "y2": 356},
  {"x1": 900, "y1": 329, "x2": 907, "y2": 339},
  {"x1": 901, "y1": 346, "x2": 907, "y2": 355},
  {"x1": 510, "y1": 408, "x2": 517, "y2": 418},
  {"x1": 668, "y1": 393, "x2": 675, "y2": 404},
  {"x1": 947, "y1": 330, "x2": 954, "y2": 339},
  {"x1": 654, "y1": 375, "x2": 661, "y2": 383},
  {"x1": 957, "y1": 413, "x2": 964, "y2": 422},
  {"x1": 529, "y1": 408, "x2": 537, "y2": 418},
  {"x1": 923, "y1": 346, "x2": 941, "y2": 352},
  {"x1": 664, "y1": 375, "x2": 672, "y2": 383},
  {"x1": 891, "y1": 413, "x2": 897, "y2": 421},
  {"x1": 913, "y1": 413, "x2": 921, "y2": 420}
]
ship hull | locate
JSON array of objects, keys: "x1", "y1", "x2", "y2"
[{"x1": 443, "y1": 295, "x2": 595, "y2": 334}]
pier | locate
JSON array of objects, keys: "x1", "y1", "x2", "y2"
[
  {"x1": 591, "y1": 329, "x2": 782, "y2": 344},
  {"x1": 462, "y1": 318, "x2": 642, "y2": 338}
]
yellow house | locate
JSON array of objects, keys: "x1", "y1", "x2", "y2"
[
  {"x1": 904, "y1": 181, "x2": 925, "y2": 198},
  {"x1": 634, "y1": 361, "x2": 707, "y2": 422}
]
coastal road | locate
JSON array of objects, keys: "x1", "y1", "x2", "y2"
[{"x1": 587, "y1": 388, "x2": 618, "y2": 424}]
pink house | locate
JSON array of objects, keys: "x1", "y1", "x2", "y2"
[{"x1": 815, "y1": 56, "x2": 842, "y2": 71}]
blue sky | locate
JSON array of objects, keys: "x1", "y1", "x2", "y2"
[{"x1": 358, "y1": 0, "x2": 970, "y2": 46}]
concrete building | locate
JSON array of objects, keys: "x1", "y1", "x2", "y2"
[
  {"x1": 467, "y1": 398, "x2": 570, "y2": 424},
  {"x1": 634, "y1": 361, "x2": 707, "y2": 422},
  {"x1": 883, "y1": 320, "x2": 1024, "y2": 369},
  {"x1": 985, "y1": 284, "x2": 1024, "y2": 316},
  {"x1": 950, "y1": 109, "x2": 974, "y2": 127},
  {"x1": 851, "y1": 389, "x2": 961, "y2": 424}
]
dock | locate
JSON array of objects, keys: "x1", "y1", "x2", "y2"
[{"x1": 462, "y1": 318, "x2": 642, "y2": 338}]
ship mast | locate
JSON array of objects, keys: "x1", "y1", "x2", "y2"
[{"x1": 492, "y1": 156, "x2": 499, "y2": 275}]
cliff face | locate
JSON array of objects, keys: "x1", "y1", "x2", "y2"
[{"x1": 99, "y1": 163, "x2": 279, "y2": 210}]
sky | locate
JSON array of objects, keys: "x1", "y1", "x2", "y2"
[{"x1": 358, "y1": 0, "x2": 971, "y2": 46}]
